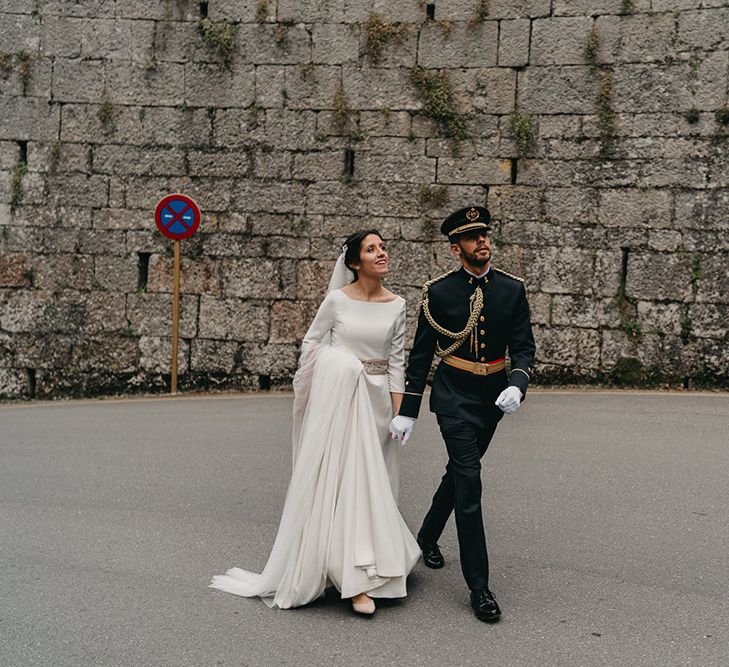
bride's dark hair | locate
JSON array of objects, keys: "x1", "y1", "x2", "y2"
[{"x1": 343, "y1": 229, "x2": 382, "y2": 282}]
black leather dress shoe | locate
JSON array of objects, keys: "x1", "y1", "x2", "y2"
[
  {"x1": 470, "y1": 589, "x2": 501, "y2": 623},
  {"x1": 417, "y1": 535, "x2": 444, "y2": 569}
]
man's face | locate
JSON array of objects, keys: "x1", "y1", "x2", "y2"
[{"x1": 451, "y1": 230, "x2": 491, "y2": 268}]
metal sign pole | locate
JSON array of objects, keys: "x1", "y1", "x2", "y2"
[
  {"x1": 154, "y1": 192, "x2": 201, "y2": 396},
  {"x1": 171, "y1": 239, "x2": 181, "y2": 394}
]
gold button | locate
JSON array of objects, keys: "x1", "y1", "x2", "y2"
[
  {"x1": 480, "y1": 357, "x2": 486, "y2": 362},
  {"x1": 479, "y1": 329, "x2": 485, "y2": 335},
  {"x1": 479, "y1": 316, "x2": 485, "y2": 322},
  {"x1": 480, "y1": 343, "x2": 485, "y2": 349}
]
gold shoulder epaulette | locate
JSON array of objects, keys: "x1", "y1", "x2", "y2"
[
  {"x1": 493, "y1": 267, "x2": 524, "y2": 282},
  {"x1": 422, "y1": 268, "x2": 458, "y2": 291}
]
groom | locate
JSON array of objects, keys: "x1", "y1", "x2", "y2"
[{"x1": 389, "y1": 206, "x2": 536, "y2": 623}]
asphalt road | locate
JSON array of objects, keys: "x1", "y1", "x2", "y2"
[{"x1": 1, "y1": 390, "x2": 728, "y2": 666}]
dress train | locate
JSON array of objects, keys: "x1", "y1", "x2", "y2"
[{"x1": 210, "y1": 345, "x2": 419, "y2": 608}]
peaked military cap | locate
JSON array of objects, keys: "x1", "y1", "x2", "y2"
[{"x1": 440, "y1": 206, "x2": 491, "y2": 238}]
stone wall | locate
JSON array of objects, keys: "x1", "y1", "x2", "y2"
[{"x1": 1, "y1": 0, "x2": 728, "y2": 399}]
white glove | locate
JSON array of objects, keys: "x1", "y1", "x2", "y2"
[
  {"x1": 389, "y1": 415, "x2": 416, "y2": 444},
  {"x1": 495, "y1": 386, "x2": 523, "y2": 415}
]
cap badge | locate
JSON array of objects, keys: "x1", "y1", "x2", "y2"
[{"x1": 466, "y1": 208, "x2": 480, "y2": 221}]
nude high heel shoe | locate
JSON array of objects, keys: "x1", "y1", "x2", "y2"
[{"x1": 351, "y1": 593, "x2": 376, "y2": 615}]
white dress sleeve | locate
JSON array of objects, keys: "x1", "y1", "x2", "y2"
[
  {"x1": 301, "y1": 291, "x2": 336, "y2": 353},
  {"x1": 387, "y1": 299, "x2": 406, "y2": 394}
]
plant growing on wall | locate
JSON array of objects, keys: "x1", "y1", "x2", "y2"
[
  {"x1": 17, "y1": 49, "x2": 32, "y2": 93},
  {"x1": 714, "y1": 107, "x2": 729, "y2": 125},
  {"x1": 10, "y1": 160, "x2": 27, "y2": 211},
  {"x1": 691, "y1": 252, "x2": 703, "y2": 282},
  {"x1": 330, "y1": 84, "x2": 364, "y2": 143},
  {"x1": 585, "y1": 26, "x2": 599, "y2": 72},
  {"x1": 333, "y1": 84, "x2": 352, "y2": 134},
  {"x1": 300, "y1": 63, "x2": 315, "y2": 81},
  {"x1": 248, "y1": 101, "x2": 264, "y2": 128},
  {"x1": 0, "y1": 53, "x2": 13, "y2": 73},
  {"x1": 619, "y1": 317, "x2": 642, "y2": 339},
  {"x1": 614, "y1": 272, "x2": 640, "y2": 340},
  {"x1": 49, "y1": 140, "x2": 61, "y2": 172},
  {"x1": 363, "y1": 13, "x2": 407, "y2": 64},
  {"x1": 510, "y1": 110, "x2": 536, "y2": 160},
  {"x1": 421, "y1": 218, "x2": 438, "y2": 237},
  {"x1": 256, "y1": 0, "x2": 268, "y2": 22},
  {"x1": 275, "y1": 20, "x2": 295, "y2": 48},
  {"x1": 98, "y1": 91, "x2": 115, "y2": 132},
  {"x1": 438, "y1": 21, "x2": 453, "y2": 36},
  {"x1": 410, "y1": 67, "x2": 468, "y2": 140},
  {"x1": 679, "y1": 314, "x2": 692, "y2": 344},
  {"x1": 585, "y1": 27, "x2": 616, "y2": 154},
  {"x1": 597, "y1": 69, "x2": 616, "y2": 152},
  {"x1": 198, "y1": 18, "x2": 237, "y2": 67},
  {"x1": 469, "y1": 0, "x2": 488, "y2": 26},
  {"x1": 419, "y1": 184, "x2": 448, "y2": 209}
]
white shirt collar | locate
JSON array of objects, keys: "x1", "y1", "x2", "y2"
[{"x1": 463, "y1": 266, "x2": 491, "y2": 280}]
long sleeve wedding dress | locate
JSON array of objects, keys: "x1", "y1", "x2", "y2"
[{"x1": 210, "y1": 289, "x2": 420, "y2": 608}]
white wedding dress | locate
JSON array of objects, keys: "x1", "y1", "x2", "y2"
[{"x1": 210, "y1": 289, "x2": 420, "y2": 608}]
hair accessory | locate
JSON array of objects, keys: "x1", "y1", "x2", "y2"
[{"x1": 326, "y1": 247, "x2": 353, "y2": 294}]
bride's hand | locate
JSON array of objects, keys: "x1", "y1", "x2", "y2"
[{"x1": 391, "y1": 392, "x2": 403, "y2": 415}]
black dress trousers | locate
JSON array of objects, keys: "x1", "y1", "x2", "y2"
[{"x1": 419, "y1": 408, "x2": 502, "y2": 591}]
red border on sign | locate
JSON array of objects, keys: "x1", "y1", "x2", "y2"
[{"x1": 155, "y1": 193, "x2": 201, "y2": 240}]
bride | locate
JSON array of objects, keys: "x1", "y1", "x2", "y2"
[{"x1": 210, "y1": 230, "x2": 420, "y2": 614}]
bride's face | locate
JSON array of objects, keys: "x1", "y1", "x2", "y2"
[{"x1": 353, "y1": 234, "x2": 388, "y2": 278}]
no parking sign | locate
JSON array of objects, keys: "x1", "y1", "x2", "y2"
[
  {"x1": 154, "y1": 193, "x2": 201, "y2": 393},
  {"x1": 155, "y1": 194, "x2": 201, "y2": 240}
]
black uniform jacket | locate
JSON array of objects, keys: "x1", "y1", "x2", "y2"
[{"x1": 399, "y1": 266, "x2": 536, "y2": 424}]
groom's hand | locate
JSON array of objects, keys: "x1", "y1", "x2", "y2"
[
  {"x1": 495, "y1": 386, "x2": 523, "y2": 415},
  {"x1": 389, "y1": 415, "x2": 416, "y2": 444}
]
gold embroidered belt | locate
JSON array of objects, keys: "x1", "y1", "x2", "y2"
[
  {"x1": 441, "y1": 355, "x2": 506, "y2": 376},
  {"x1": 362, "y1": 359, "x2": 388, "y2": 375}
]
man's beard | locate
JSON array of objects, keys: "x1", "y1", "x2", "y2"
[{"x1": 462, "y1": 246, "x2": 491, "y2": 267}]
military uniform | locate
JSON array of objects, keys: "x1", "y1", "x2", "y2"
[{"x1": 399, "y1": 208, "x2": 536, "y2": 593}]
